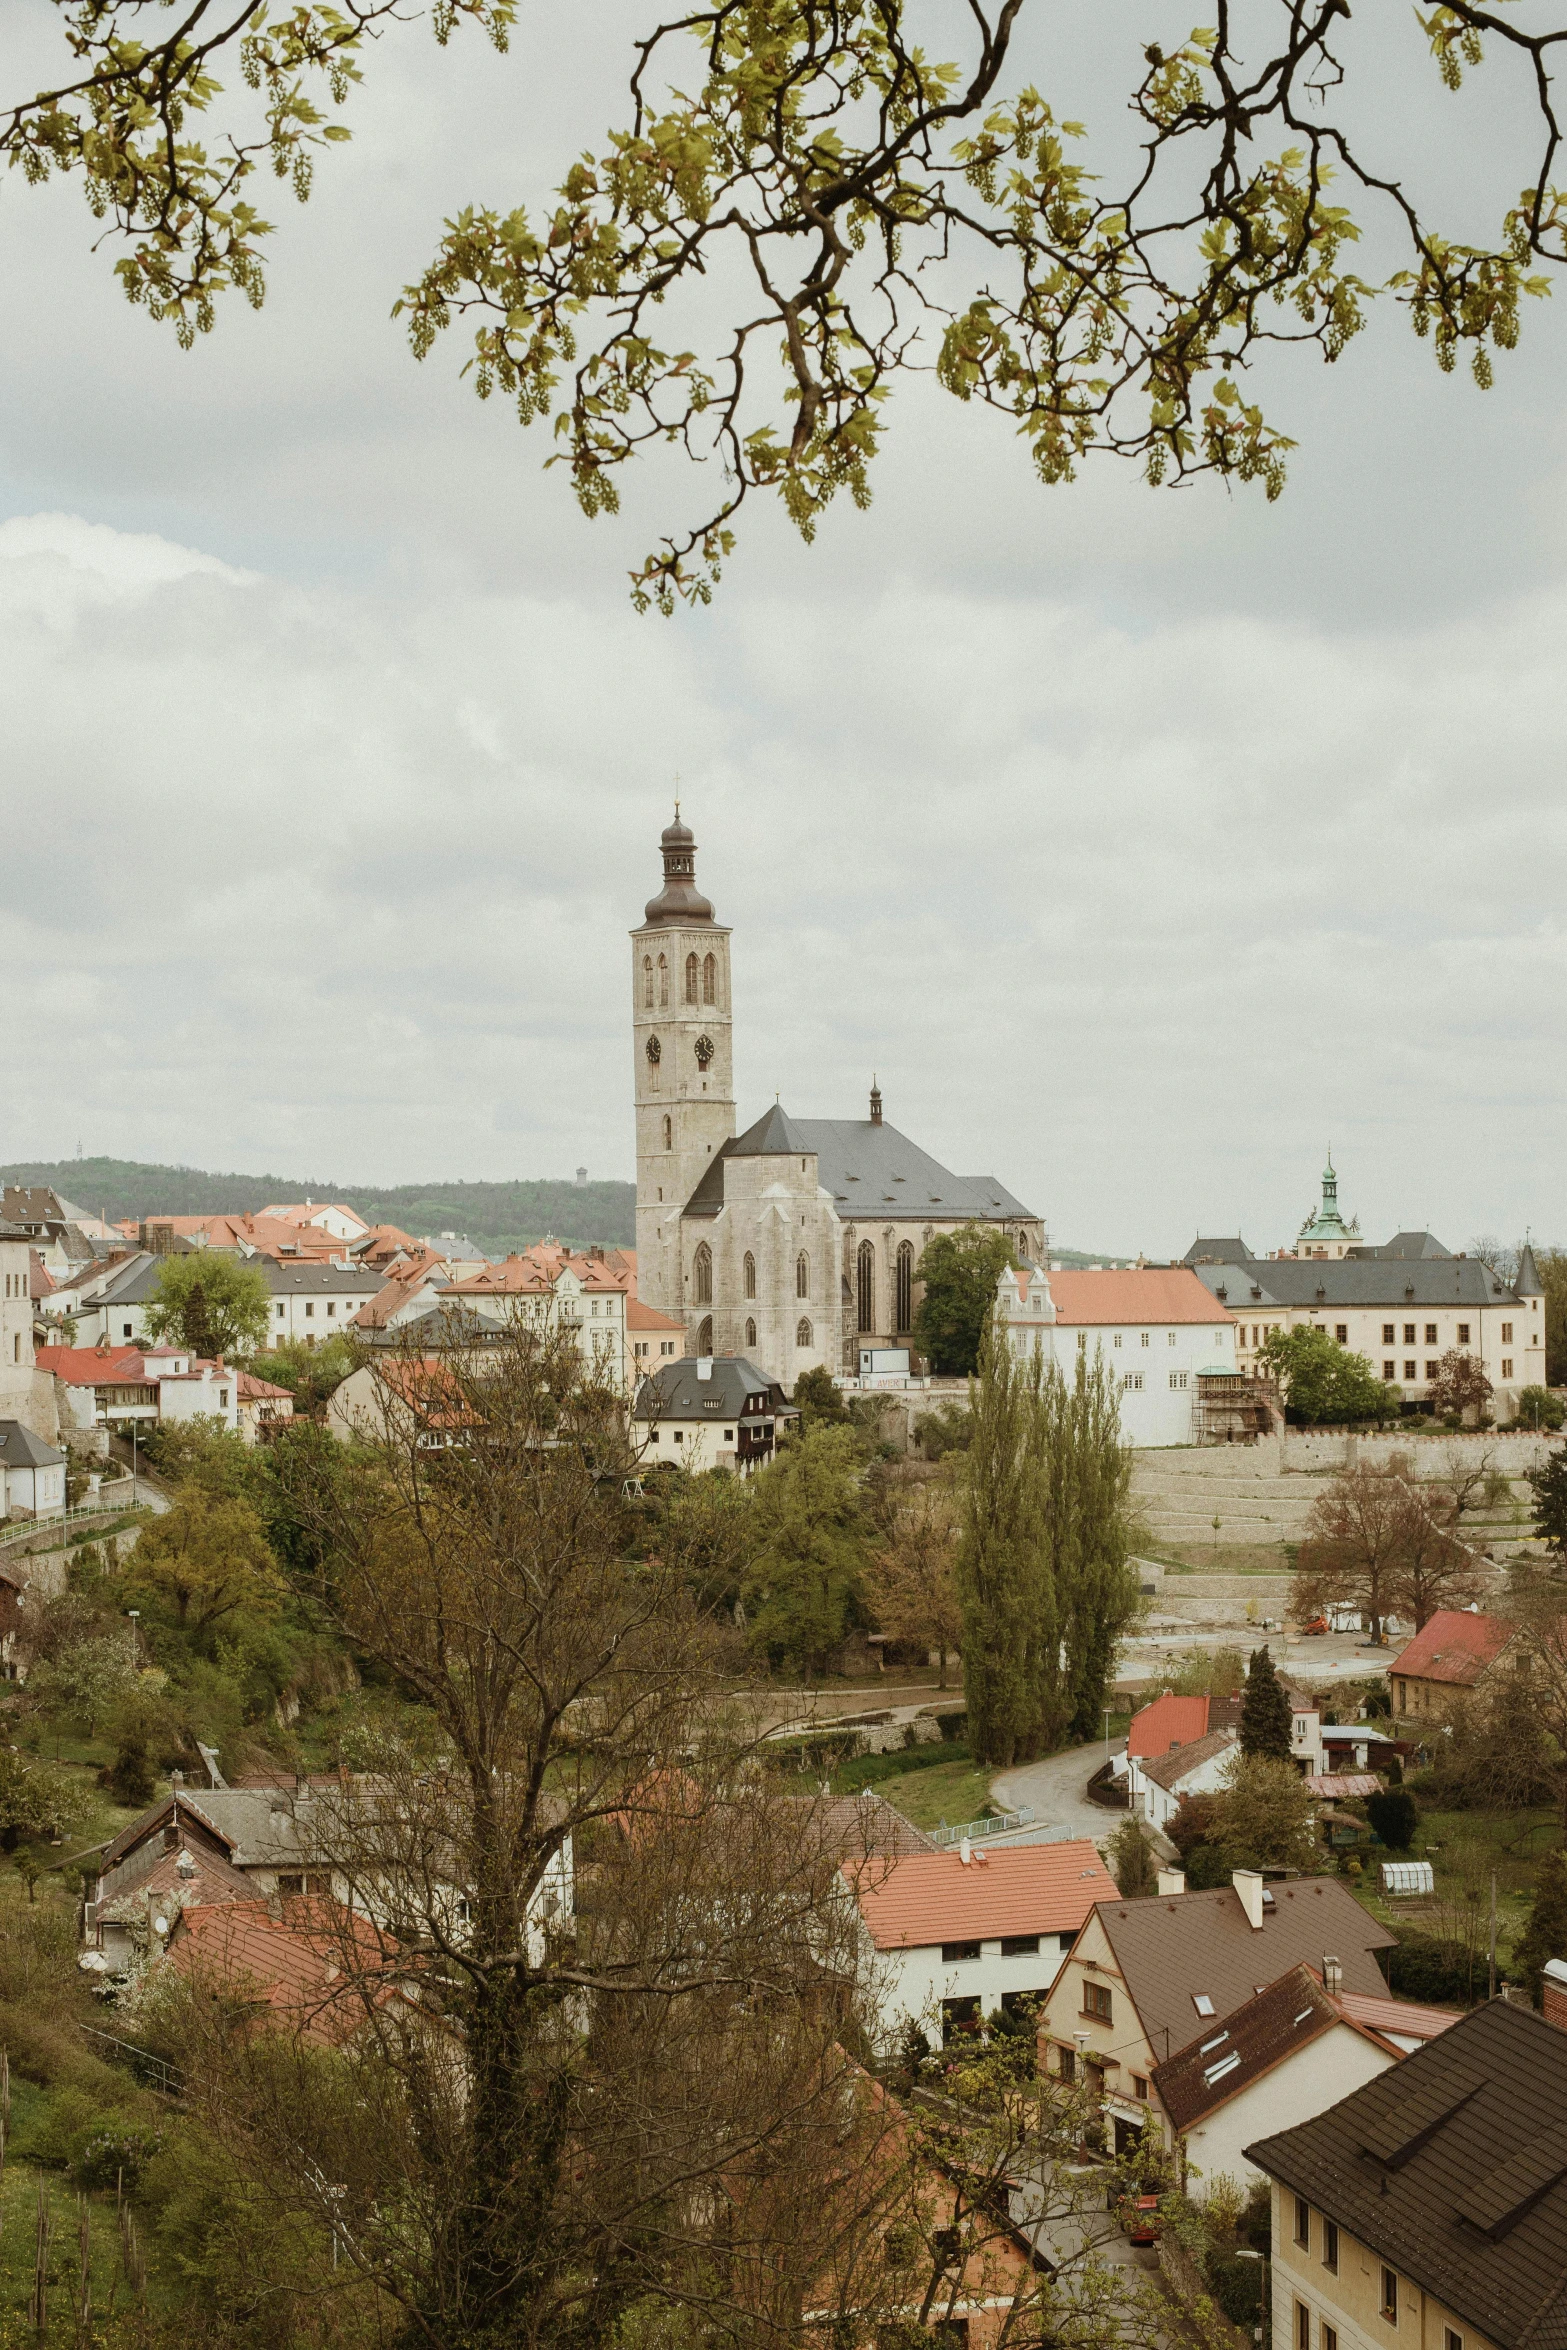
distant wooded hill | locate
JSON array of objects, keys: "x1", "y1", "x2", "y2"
[
  {"x1": 0, "y1": 1158, "x2": 638, "y2": 1253},
  {"x1": 2, "y1": 1157, "x2": 1130, "y2": 1266}
]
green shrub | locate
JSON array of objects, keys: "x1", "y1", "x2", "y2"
[
  {"x1": 1383, "y1": 1929, "x2": 1486, "y2": 2006},
  {"x1": 1207, "y1": 2252, "x2": 1264, "y2": 2328},
  {"x1": 70, "y1": 2118, "x2": 166, "y2": 2193},
  {"x1": 1364, "y1": 1789, "x2": 1418, "y2": 1851}
]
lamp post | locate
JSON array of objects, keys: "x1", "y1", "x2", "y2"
[{"x1": 127, "y1": 1608, "x2": 140, "y2": 1664}]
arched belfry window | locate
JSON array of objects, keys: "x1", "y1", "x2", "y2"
[
  {"x1": 743, "y1": 1252, "x2": 757, "y2": 1299},
  {"x1": 693, "y1": 1243, "x2": 713, "y2": 1304},
  {"x1": 696, "y1": 1316, "x2": 713, "y2": 1356},
  {"x1": 796, "y1": 1318, "x2": 812, "y2": 1349},
  {"x1": 702, "y1": 951, "x2": 717, "y2": 1006},
  {"x1": 642, "y1": 956, "x2": 654, "y2": 1010},
  {"x1": 657, "y1": 954, "x2": 669, "y2": 1008},
  {"x1": 662, "y1": 1115, "x2": 672, "y2": 1151},
  {"x1": 856, "y1": 1239, "x2": 875, "y2": 1334},
  {"x1": 796, "y1": 1252, "x2": 810, "y2": 1299},
  {"x1": 745, "y1": 1317, "x2": 757, "y2": 1349},
  {"x1": 895, "y1": 1240, "x2": 914, "y2": 1333},
  {"x1": 685, "y1": 952, "x2": 699, "y2": 1004}
]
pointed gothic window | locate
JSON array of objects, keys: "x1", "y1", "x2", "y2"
[
  {"x1": 657, "y1": 953, "x2": 669, "y2": 1007},
  {"x1": 743, "y1": 1251, "x2": 757, "y2": 1299},
  {"x1": 895, "y1": 1239, "x2": 914, "y2": 1333},
  {"x1": 662, "y1": 1115, "x2": 672, "y2": 1151},
  {"x1": 857, "y1": 1239, "x2": 875, "y2": 1334},
  {"x1": 685, "y1": 952, "x2": 699, "y2": 1004},
  {"x1": 642, "y1": 956, "x2": 654, "y2": 1009},
  {"x1": 796, "y1": 1318, "x2": 812, "y2": 1349},
  {"x1": 796, "y1": 1251, "x2": 809, "y2": 1299},
  {"x1": 745, "y1": 1318, "x2": 756, "y2": 1348},
  {"x1": 702, "y1": 951, "x2": 717, "y2": 1006},
  {"x1": 693, "y1": 1243, "x2": 713, "y2": 1304},
  {"x1": 696, "y1": 1316, "x2": 713, "y2": 1356}
]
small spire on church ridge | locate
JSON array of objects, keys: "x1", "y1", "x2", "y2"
[{"x1": 869, "y1": 1076, "x2": 883, "y2": 1127}]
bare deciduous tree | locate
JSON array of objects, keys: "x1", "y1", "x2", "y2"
[{"x1": 865, "y1": 1477, "x2": 962, "y2": 1688}]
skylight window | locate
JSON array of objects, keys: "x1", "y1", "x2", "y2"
[
  {"x1": 1198, "y1": 2032, "x2": 1229, "y2": 2055},
  {"x1": 1193, "y1": 1994, "x2": 1215, "y2": 2017},
  {"x1": 1204, "y1": 2051, "x2": 1242, "y2": 2086}
]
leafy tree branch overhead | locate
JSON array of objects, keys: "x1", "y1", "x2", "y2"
[{"x1": 13, "y1": 4, "x2": 1567, "y2": 608}]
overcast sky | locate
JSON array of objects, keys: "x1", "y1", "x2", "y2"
[{"x1": 2, "y1": 4, "x2": 1564, "y2": 1260}]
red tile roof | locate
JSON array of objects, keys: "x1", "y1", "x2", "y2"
[
  {"x1": 444, "y1": 1247, "x2": 630, "y2": 1297},
  {"x1": 236, "y1": 1370, "x2": 293, "y2": 1401},
  {"x1": 37, "y1": 1344, "x2": 146, "y2": 1382},
  {"x1": 848, "y1": 1839, "x2": 1117, "y2": 1951},
  {"x1": 1389, "y1": 1609, "x2": 1514, "y2": 1688},
  {"x1": 167, "y1": 1898, "x2": 395, "y2": 2044},
  {"x1": 1128, "y1": 1692, "x2": 1213, "y2": 1758},
  {"x1": 628, "y1": 1299, "x2": 684, "y2": 1332},
  {"x1": 1044, "y1": 1267, "x2": 1236, "y2": 1327},
  {"x1": 1333, "y1": 1988, "x2": 1461, "y2": 2045}
]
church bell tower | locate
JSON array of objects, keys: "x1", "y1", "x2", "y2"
[{"x1": 631, "y1": 817, "x2": 735, "y2": 1321}]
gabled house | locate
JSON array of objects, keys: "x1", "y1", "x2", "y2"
[
  {"x1": 1388, "y1": 1609, "x2": 1516, "y2": 1721},
  {"x1": 1246, "y1": 1999, "x2": 1567, "y2": 2350},
  {"x1": 633, "y1": 1355, "x2": 793, "y2": 1474},
  {"x1": 39, "y1": 1342, "x2": 239, "y2": 1434},
  {"x1": 1151, "y1": 1961, "x2": 1454, "y2": 2201},
  {"x1": 1034, "y1": 1872, "x2": 1397, "y2": 2157},
  {"x1": 846, "y1": 1838, "x2": 1118, "y2": 2050},
  {"x1": 1138, "y1": 1726, "x2": 1239, "y2": 1830},
  {"x1": 1123, "y1": 1691, "x2": 1242, "y2": 1808},
  {"x1": 0, "y1": 1420, "x2": 66, "y2": 1518}
]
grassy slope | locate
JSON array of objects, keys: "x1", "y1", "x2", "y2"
[{"x1": 1, "y1": 1158, "x2": 636, "y2": 1252}]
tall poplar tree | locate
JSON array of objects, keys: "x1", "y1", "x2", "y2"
[
  {"x1": 956, "y1": 1327, "x2": 1059, "y2": 1768},
  {"x1": 957, "y1": 1335, "x2": 1138, "y2": 1766}
]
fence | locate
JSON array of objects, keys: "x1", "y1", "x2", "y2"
[
  {"x1": 79, "y1": 2026, "x2": 182, "y2": 2098},
  {"x1": 0, "y1": 1488, "x2": 151, "y2": 1551},
  {"x1": 930, "y1": 1806, "x2": 1034, "y2": 1848}
]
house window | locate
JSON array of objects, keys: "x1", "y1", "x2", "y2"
[
  {"x1": 1113, "y1": 1332, "x2": 1122, "y2": 1348},
  {"x1": 276, "y1": 1873, "x2": 305, "y2": 1897},
  {"x1": 1082, "y1": 1981, "x2": 1112, "y2": 2022},
  {"x1": 1140, "y1": 1331, "x2": 1150, "y2": 1348},
  {"x1": 305, "y1": 1303, "x2": 314, "y2": 1319},
  {"x1": 1383, "y1": 1322, "x2": 1395, "y2": 1343},
  {"x1": 1122, "y1": 1372, "x2": 1144, "y2": 1391},
  {"x1": 895, "y1": 1240, "x2": 913, "y2": 1333},
  {"x1": 1502, "y1": 1320, "x2": 1514, "y2": 1343},
  {"x1": 657, "y1": 953, "x2": 668, "y2": 1007},
  {"x1": 1055, "y1": 2045, "x2": 1076, "y2": 2082},
  {"x1": 693, "y1": 1244, "x2": 713, "y2": 1304},
  {"x1": 724, "y1": 1428, "x2": 734, "y2": 1442},
  {"x1": 1424, "y1": 1323, "x2": 1437, "y2": 1344},
  {"x1": 672, "y1": 1430, "x2": 682, "y2": 1445},
  {"x1": 218, "y1": 1390, "x2": 229, "y2": 1409},
  {"x1": 744, "y1": 1252, "x2": 757, "y2": 1300},
  {"x1": 1335, "y1": 1324, "x2": 1347, "y2": 1343},
  {"x1": 1294, "y1": 2198, "x2": 1310, "y2": 2250},
  {"x1": 1425, "y1": 1361, "x2": 1438, "y2": 1380},
  {"x1": 702, "y1": 951, "x2": 716, "y2": 1006},
  {"x1": 796, "y1": 1251, "x2": 809, "y2": 1298},
  {"x1": 277, "y1": 1304, "x2": 285, "y2": 1318},
  {"x1": 1381, "y1": 2270, "x2": 1398, "y2": 2324},
  {"x1": 1077, "y1": 1332, "x2": 1088, "y2": 1351},
  {"x1": 857, "y1": 1239, "x2": 875, "y2": 1334},
  {"x1": 1502, "y1": 1358, "x2": 1514, "y2": 1379},
  {"x1": 1322, "y1": 2220, "x2": 1338, "y2": 2273},
  {"x1": 1132, "y1": 2074, "x2": 1148, "y2": 2101},
  {"x1": 1403, "y1": 1323, "x2": 1416, "y2": 1344},
  {"x1": 663, "y1": 1115, "x2": 672, "y2": 1150},
  {"x1": 1324, "y1": 2331, "x2": 1338, "y2": 2350},
  {"x1": 796, "y1": 1318, "x2": 812, "y2": 1348},
  {"x1": 1445, "y1": 2333, "x2": 1462, "y2": 2350},
  {"x1": 744, "y1": 1319, "x2": 756, "y2": 1349},
  {"x1": 684, "y1": 952, "x2": 699, "y2": 1003},
  {"x1": 642, "y1": 955, "x2": 654, "y2": 1008},
  {"x1": 1404, "y1": 1360, "x2": 1416, "y2": 1382},
  {"x1": 1296, "y1": 2305, "x2": 1311, "y2": 2350},
  {"x1": 941, "y1": 1940, "x2": 981, "y2": 1963},
  {"x1": 1457, "y1": 1322, "x2": 1470, "y2": 1344},
  {"x1": 1383, "y1": 1360, "x2": 1396, "y2": 1379},
  {"x1": 123, "y1": 1323, "x2": 133, "y2": 1338},
  {"x1": 327, "y1": 1302, "x2": 336, "y2": 1318},
  {"x1": 1000, "y1": 1934, "x2": 1040, "y2": 1956}
]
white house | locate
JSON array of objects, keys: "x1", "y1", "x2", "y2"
[
  {"x1": 1138, "y1": 1727, "x2": 1239, "y2": 1831},
  {"x1": 259, "y1": 1200, "x2": 370, "y2": 1243},
  {"x1": 632, "y1": 1355, "x2": 792, "y2": 1474},
  {"x1": 995, "y1": 1264, "x2": 1238, "y2": 1446},
  {"x1": 846, "y1": 1838, "x2": 1119, "y2": 2050},
  {"x1": 261, "y1": 1261, "x2": 386, "y2": 1346},
  {"x1": 0, "y1": 1422, "x2": 66, "y2": 1519},
  {"x1": 1152, "y1": 1962, "x2": 1416, "y2": 2200},
  {"x1": 38, "y1": 1344, "x2": 240, "y2": 1436}
]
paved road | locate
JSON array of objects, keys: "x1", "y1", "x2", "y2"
[{"x1": 991, "y1": 1739, "x2": 1117, "y2": 1840}]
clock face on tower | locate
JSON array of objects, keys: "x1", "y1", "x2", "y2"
[
  {"x1": 645, "y1": 1035, "x2": 661, "y2": 1065},
  {"x1": 694, "y1": 1034, "x2": 714, "y2": 1070}
]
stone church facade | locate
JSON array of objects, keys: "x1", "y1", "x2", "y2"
[{"x1": 631, "y1": 819, "x2": 1044, "y2": 1388}]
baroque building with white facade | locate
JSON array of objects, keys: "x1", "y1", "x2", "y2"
[{"x1": 631, "y1": 818, "x2": 1044, "y2": 1386}]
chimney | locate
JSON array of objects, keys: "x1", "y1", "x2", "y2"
[
  {"x1": 1543, "y1": 1959, "x2": 1567, "y2": 2034},
  {"x1": 1156, "y1": 1868, "x2": 1186, "y2": 1898},
  {"x1": 959, "y1": 1834, "x2": 971, "y2": 1865},
  {"x1": 1233, "y1": 1869, "x2": 1266, "y2": 1930},
  {"x1": 1322, "y1": 1954, "x2": 1343, "y2": 1996},
  {"x1": 169, "y1": 1768, "x2": 184, "y2": 1788},
  {"x1": 869, "y1": 1078, "x2": 883, "y2": 1127}
]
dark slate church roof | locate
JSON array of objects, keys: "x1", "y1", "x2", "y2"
[
  {"x1": 682, "y1": 1110, "x2": 1037, "y2": 1222},
  {"x1": 1189, "y1": 1257, "x2": 1524, "y2": 1309}
]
